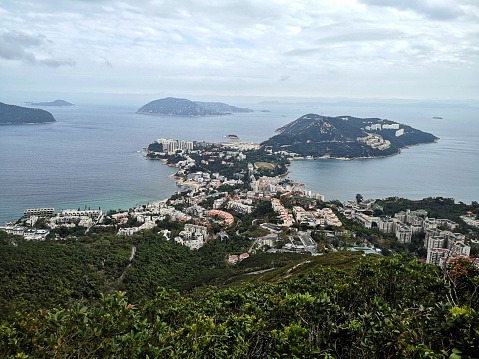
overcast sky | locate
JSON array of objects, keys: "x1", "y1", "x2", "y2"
[{"x1": 1, "y1": 0, "x2": 478, "y2": 102}]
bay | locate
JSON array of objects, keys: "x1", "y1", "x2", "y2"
[{"x1": 0, "y1": 101, "x2": 477, "y2": 224}]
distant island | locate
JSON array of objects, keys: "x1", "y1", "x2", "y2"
[
  {"x1": 261, "y1": 113, "x2": 438, "y2": 159},
  {"x1": 136, "y1": 97, "x2": 253, "y2": 116},
  {"x1": 226, "y1": 134, "x2": 240, "y2": 139},
  {"x1": 27, "y1": 99, "x2": 75, "y2": 107},
  {"x1": 0, "y1": 102, "x2": 56, "y2": 125}
]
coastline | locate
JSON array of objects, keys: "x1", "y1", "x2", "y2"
[
  {"x1": 172, "y1": 176, "x2": 201, "y2": 192},
  {"x1": 288, "y1": 139, "x2": 438, "y2": 161}
]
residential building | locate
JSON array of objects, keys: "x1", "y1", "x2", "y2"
[{"x1": 395, "y1": 222, "x2": 412, "y2": 243}]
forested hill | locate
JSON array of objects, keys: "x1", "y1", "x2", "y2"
[
  {"x1": 0, "y1": 102, "x2": 56, "y2": 124},
  {"x1": 1, "y1": 234, "x2": 477, "y2": 358},
  {"x1": 136, "y1": 97, "x2": 253, "y2": 116},
  {"x1": 28, "y1": 99, "x2": 75, "y2": 107},
  {"x1": 261, "y1": 113, "x2": 438, "y2": 159}
]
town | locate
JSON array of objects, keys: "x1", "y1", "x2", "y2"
[{"x1": 2, "y1": 137, "x2": 478, "y2": 269}]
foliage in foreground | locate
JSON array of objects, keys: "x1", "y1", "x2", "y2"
[{"x1": 1, "y1": 255, "x2": 478, "y2": 358}]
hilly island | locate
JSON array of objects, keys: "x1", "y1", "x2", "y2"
[
  {"x1": 0, "y1": 102, "x2": 56, "y2": 125},
  {"x1": 27, "y1": 99, "x2": 75, "y2": 107},
  {"x1": 137, "y1": 97, "x2": 253, "y2": 116},
  {"x1": 262, "y1": 113, "x2": 437, "y2": 159}
]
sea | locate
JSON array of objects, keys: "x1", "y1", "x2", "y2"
[{"x1": 1, "y1": 101, "x2": 478, "y2": 224}]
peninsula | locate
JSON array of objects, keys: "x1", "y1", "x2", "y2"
[
  {"x1": 136, "y1": 97, "x2": 253, "y2": 116},
  {"x1": 0, "y1": 119, "x2": 477, "y2": 359},
  {"x1": 261, "y1": 113, "x2": 438, "y2": 159},
  {"x1": 0, "y1": 102, "x2": 56, "y2": 125}
]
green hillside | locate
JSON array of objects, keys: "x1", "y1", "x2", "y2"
[
  {"x1": 1, "y1": 231, "x2": 478, "y2": 358},
  {"x1": 261, "y1": 114, "x2": 437, "y2": 158},
  {"x1": 0, "y1": 102, "x2": 56, "y2": 124}
]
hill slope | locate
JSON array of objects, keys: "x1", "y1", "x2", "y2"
[
  {"x1": 262, "y1": 113, "x2": 437, "y2": 158},
  {"x1": 137, "y1": 97, "x2": 253, "y2": 116},
  {"x1": 2, "y1": 251, "x2": 477, "y2": 358},
  {"x1": 0, "y1": 102, "x2": 56, "y2": 125},
  {"x1": 29, "y1": 99, "x2": 75, "y2": 107},
  {"x1": 194, "y1": 101, "x2": 253, "y2": 113}
]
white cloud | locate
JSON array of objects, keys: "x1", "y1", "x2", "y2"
[
  {"x1": 358, "y1": 0, "x2": 465, "y2": 20},
  {"x1": 0, "y1": 0, "x2": 477, "y2": 99},
  {"x1": 0, "y1": 29, "x2": 75, "y2": 66}
]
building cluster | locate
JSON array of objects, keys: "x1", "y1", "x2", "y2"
[
  {"x1": 284, "y1": 232, "x2": 317, "y2": 254},
  {"x1": 271, "y1": 198, "x2": 293, "y2": 227},
  {"x1": 364, "y1": 123, "x2": 400, "y2": 131},
  {"x1": 347, "y1": 204, "x2": 474, "y2": 267},
  {"x1": 24, "y1": 208, "x2": 55, "y2": 217},
  {"x1": 425, "y1": 228, "x2": 470, "y2": 266},
  {"x1": 461, "y1": 213, "x2": 479, "y2": 228},
  {"x1": 357, "y1": 134, "x2": 391, "y2": 150},
  {"x1": 270, "y1": 196, "x2": 341, "y2": 229},
  {"x1": 156, "y1": 138, "x2": 194, "y2": 154},
  {"x1": 221, "y1": 141, "x2": 260, "y2": 151},
  {"x1": 51, "y1": 209, "x2": 103, "y2": 229},
  {"x1": 228, "y1": 252, "x2": 250, "y2": 264},
  {"x1": 227, "y1": 199, "x2": 253, "y2": 214},
  {"x1": 363, "y1": 122, "x2": 404, "y2": 137},
  {"x1": 0, "y1": 224, "x2": 50, "y2": 241},
  {"x1": 1, "y1": 209, "x2": 105, "y2": 240},
  {"x1": 174, "y1": 224, "x2": 209, "y2": 250},
  {"x1": 208, "y1": 210, "x2": 234, "y2": 226},
  {"x1": 374, "y1": 210, "x2": 461, "y2": 246}
]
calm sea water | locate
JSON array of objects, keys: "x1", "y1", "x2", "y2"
[{"x1": 1, "y1": 102, "x2": 478, "y2": 224}]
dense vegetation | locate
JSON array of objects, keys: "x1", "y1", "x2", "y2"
[
  {"x1": 0, "y1": 229, "x2": 256, "y2": 320},
  {"x1": 0, "y1": 232, "x2": 131, "y2": 319},
  {"x1": 0, "y1": 102, "x2": 56, "y2": 124},
  {"x1": 377, "y1": 197, "x2": 479, "y2": 222},
  {"x1": 136, "y1": 97, "x2": 252, "y2": 116},
  {"x1": 1, "y1": 253, "x2": 478, "y2": 358}
]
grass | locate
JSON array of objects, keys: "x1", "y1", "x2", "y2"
[{"x1": 225, "y1": 251, "x2": 377, "y2": 286}]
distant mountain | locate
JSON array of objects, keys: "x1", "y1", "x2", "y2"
[
  {"x1": 28, "y1": 99, "x2": 75, "y2": 107},
  {"x1": 136, "y1": 97, "x2": 253, "y2": 116},
  {"x1": 0, "y1": 102, "x2": 56, "y2": 125},
  {"x1": 261, "y1": 113, "x2": 437, "y2": 159},
  {"x1": 194, "y1": 101, "x2": 253, "y2": 113}
]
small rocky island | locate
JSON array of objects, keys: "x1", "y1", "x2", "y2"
[
  {"x1": 136, "y1": 97, "x2": 253, "y2": 116},
  {"x1": 261, "y1": 113, "x2": 437, "y2": 159},
  {"x1": 27, "y1": 99, "x2": 75, "y2": 107},
  {"x1": 0, "y1": 102, "x2": 56, "y2": 125}
]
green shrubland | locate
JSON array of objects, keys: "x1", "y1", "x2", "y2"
[{"x1": 1, "y1": 251, "x2": 478, "y2": 358}]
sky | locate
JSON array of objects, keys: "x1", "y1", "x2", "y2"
[{"x1": 1, "y1": 0, "x2": 478, "y2": 104}]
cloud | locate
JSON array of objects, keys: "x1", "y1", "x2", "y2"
[
  {"x1": 0, "y1": 29, "x2": 75, "y2": 67},
  {"x1": 316, "y1": 29, "x2": 406, "y2": 44},
  {"x1": 0, "y1": 30, "x2": 45, "y2": 59},
  {"x1": 0, "y1": 0, "x2": 477, "y2": 99},
  {"x1": 358, "y1": 0, "x2": 464, "y2": 20},
  {"x1": 27, "y1": 57, "x2": 76, "y2": 67}
]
